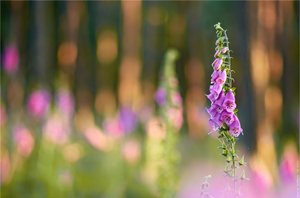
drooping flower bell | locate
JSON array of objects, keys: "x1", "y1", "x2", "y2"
[
  {"x1": 222, "y1": 90, "x2": 237, "y2": 113},
  {"x1": 229, "y1": 115, "x2": 243, "y2": 137},
  {"x1": 211, "y1": 69, "x2": 227, "y2": 85},
  {"x1": 212, "y1": 58, "x2": 223, "y2": 70}
]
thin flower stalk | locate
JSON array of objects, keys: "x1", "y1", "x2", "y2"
[
  {"x1": 206, "y1": 23, "x2": 248, "y2": 198},
  {"x1": 155, "y1": 49, "x2": 183, "y2": 198}
]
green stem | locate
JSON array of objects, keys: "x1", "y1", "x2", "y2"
[
  {"x1": 231, "y1": 140, "x2": 237, "y2": 198},
  {"x1": 223, "y1": 30, "x2": 232, "y2": 88}
]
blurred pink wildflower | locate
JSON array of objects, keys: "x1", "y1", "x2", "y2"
[
  {"x1": 13, "y1": 125, "x2": 34, "y2": 157},
  {"x1": 43, "y1": 114, "x2": 70, "y2": 145},
  {"x1": 3, "y1": 44, "x2": 19, "y2": 74},
  {"x1": 27, "y1": 89, "x2": 50, "y2": 118},
  {"x1": 56, "y1": 90, "x2": 75, "y2": 118}
]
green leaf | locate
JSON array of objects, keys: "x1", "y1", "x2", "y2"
[
  {"x1": 222, "y1": 150, "x2": 228, "y2": 157},
  {"x1": 214, "y1": 22, "x2": 224, "y2": 31},
  {"x1": 215, "y1": 37, "x2": 225, "y2": 45},
  {"x1": 239, "y1": 156, "x2": 245, "y2": 166},
  {"x1": 218, "y1": 133, "x2": 224, "y2": 138},
  {"x1": 226, "y1": 156, "x2": 232, "y2": 163}
]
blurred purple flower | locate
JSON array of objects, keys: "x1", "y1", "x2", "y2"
[
  {"x1": 222, "y1": 90, "x2": 236, "y2": 113},
  {"x1": 212, "y1": 58, "x2": 223, "y2": 70},
  {"x1": 280, "y1": 158, "x2": 296, "y2": 184},
  {"x1": 228, "y1": 115, "x2": 243, "y2": 137},
  {"x1": 3, "y1": 44, "x2": 19, "y2": 74},
  {"x1": 103, "y1": 117, "x2": 124, "y2": 138},
  {"x1": 119, "y1": 106, "x2": 138, "y2": 133},
  {"x1": 27, "y1": 89, "x2": 50, "y2": 118},
  {"x1": 279, "y1": 144, "x2": 298, "y2": 184},
  {"x1": 155, "y1": 88, "x2": 167, "y2": 106},
  {"x1": 56, "y1": 90, "x2": 74, "y2": 117}
]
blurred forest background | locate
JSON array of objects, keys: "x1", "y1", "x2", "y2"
[{"x1": 0, "y1": 1, "x2": 299, "y2": 198}]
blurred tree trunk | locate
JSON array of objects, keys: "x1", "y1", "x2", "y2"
[
  {"x1": 185, "y1": 1, "x2": 208, "y2": 137},
  {"x1": 75, "y1": 2, "x2": 94, "y2": 108},
  {"x1": 31, "y1": 1, "x2": 55, "y2": 88},
  {"x1": 88, "y1": 1, "x2": 120, "y2": 116},
  {"x1": 118, "y1": 1, "x2": 142, "y2": 108},
  {"x1": 142, "y1": 1, "x2": 165, "y2": 105},
  {"x1": 279, "y1": 1, "x2": 299, "y2": 145},
  {"x1": 235, "y1": 1, "x2": 257, "y2": 152}
]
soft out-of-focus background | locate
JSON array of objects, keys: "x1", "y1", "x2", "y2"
[{"x1": 0, "y1": 1, "x2": 299, "y2": 197}]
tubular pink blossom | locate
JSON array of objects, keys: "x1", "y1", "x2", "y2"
[
  {"x1": 229, "y1": 115, "x2": 243, "y2": 137},
  {"x1": 222, "y1": 90, "x2": 236, "y2": 113},
  {"x1": 215, "y1": 70, "x2": 227, "y2": 85},
  {"x1": 220, "y1": 110, "x2": 234, "y2": 125},
  {"x1": 211, "y1": 70, "x2": 227, "y2": 86},
  {"x1": 211, "y1": 84, "x2": 222, "y2": 94},
  {"x1": 220, "y1": 47, "x2": 229, "y2": 54},
  {"x1": 214, "y1": 49, "x2": 220, "y2": 58},
  {"x1": 212, "y1": 58, "x2": 223, "y2": 70},
  {"x1": 208, "y1": 119, "x2": 219, "y2": 133},
  {"x1": 214, "y1": 90, "x2": 225, "y2": 106},
  {"x1": 206, "y1": 84, "x2": 222, "y2": 103}
]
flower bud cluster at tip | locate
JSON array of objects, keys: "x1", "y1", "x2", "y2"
[
  {"x1": 154, "y1": 49, "x2": 183, "y2": 131},
  {"x1": 206, "y1": 23, "x2": 243, "y2": 137}
]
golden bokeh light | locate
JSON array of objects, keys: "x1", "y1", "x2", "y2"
[
  {"x1": 97, "y1": 30, "x2": 118, "y2": 64},
  {"x1": 250, "y1": 40, "x2": 269, "y2": 91},
  {"x1": 269, "y1": 50, "x2": 283, "y2": 82},
  {"x1": 63, "y1": 143, "x2": 83, "y2": 163},
  {"x1": 95, "y1": 89, "x2": 117, "y2": 116},
  {"x1": 58, "y1": 41, "x2": 78, "y2": 67},
  {"x1": 264, "y1": 86, "x2": 283, "y2": 126},
  {"x1": 118, "y1": 57, "x2": 142, "y2": 107}
]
